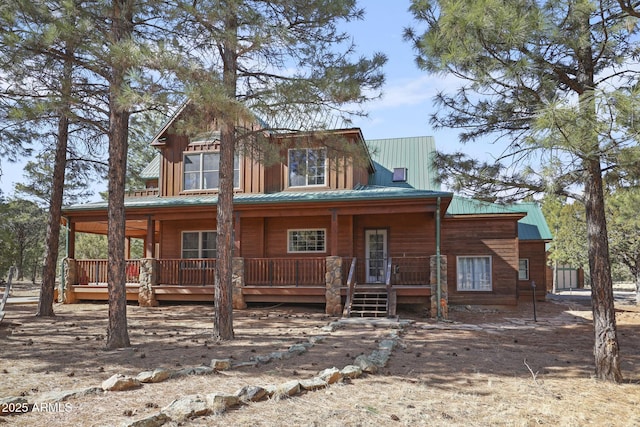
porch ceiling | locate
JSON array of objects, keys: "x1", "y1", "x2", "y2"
[{"x1": 72, "y1": 219, "x2": 155, "y2": 238}]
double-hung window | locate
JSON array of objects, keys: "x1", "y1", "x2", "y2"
[
  {"x1": 518, "y1": 259, "x2": 529, "y2": 280},
  {"x1": 182, "y1": 231, "x2": 217, "y2": 258},
  {"x1": 183, "y1": 152, "x2": 239, "y2": 191},
  {"x1": 288, "y1": 148, "x2": 326, "y2": 187},
  {"x1": 287, "y1": 229, "x2": 326, "y2": 253},
  {"x1": 457, "y1": 256, "x2": 492, "y2": 291}
]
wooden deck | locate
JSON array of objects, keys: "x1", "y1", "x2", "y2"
[{"x1": 69, "y1": 283, "x2": 431, "y2": 305}]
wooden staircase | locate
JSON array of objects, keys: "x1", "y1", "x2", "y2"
[{"x1": 349, "y1": 286, "x2": 389, "y2": 317}]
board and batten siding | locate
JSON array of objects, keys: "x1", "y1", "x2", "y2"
[{"x1": 441, "y1": 217, "x2": 519, "y2": 305}]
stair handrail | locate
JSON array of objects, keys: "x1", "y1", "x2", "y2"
[
  {"x1": 385, "y1": 257, "x2": 393, "y2": 316},
  {"x1": 342, "y1": 258, "x2": 357, "y2": 317}
]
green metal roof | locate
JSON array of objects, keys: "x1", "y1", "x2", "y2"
[
  {"x1": 366, "y1": 136, "x2": 440, "y2": 191},
  {"x1": 140, "y1": 155, "x2": 160, "y2": 179},
  {"x1": 514, "y1": 202, "x2": 553, "y2": 241},
  {"x1": 446, "y1": 196, "x2": 521, "y2": 215},
  {"x1": 446, "y1": 197, "x2": 552, "y2": 241},
  {"x1": 64, "y1": 186, "x2": 453, "y2": 212}
]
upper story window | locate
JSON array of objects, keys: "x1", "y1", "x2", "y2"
[
  {"x1": 184, "y1": 152, "x2": 239, "y2": 191},
  {"x1": 288, "y1": 148, "x2": 326, "y2": 187}
]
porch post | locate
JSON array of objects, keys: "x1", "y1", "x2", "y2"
[
  {"x1": 330, "y1": 209, "x2": 339, "y2": 256},
  {"x1": 232, "y1": 257, "x2": 247, "y2": 309},
  {"x1": 68, "y1": 221, "x2": 76, "y2": 259},
  {"x1": 138, "y1": 258, "x2": 159, "y2": 307},
  {"x1": 325, "y1": 256, "x2": 343, "y2": 316},
  {"x1": 63, "y1": 258, "x2": 77, "y2": 304},
  {"x1": 430, "y1": 255, "x2": 448, "y2": 319},
  {"x1": 145, "y1": 217, "x2": 155, "y2": 258}
]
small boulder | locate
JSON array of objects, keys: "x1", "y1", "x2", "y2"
[
  {"x1": 317, "y1": 367, "x2": 343, "y2": 384},
  {"x1": 101, "y1": 374, "x2": 142, "y2": 391},
  {"x1": 235, "y1": 385, "x2": 268, "y2": 402},
  {"x1": 354, "y1": 355, "x2": 378, "y2": 374},
  {"x1": 124, "y1": 412, "x2": 170, "y2": 427},
  {"x1": 136, "y1": 368, "x2": 172, "y2": 384},
  {"x1": 299, "y1": 377, "x2": 328, "y2": 391},
  {"x1": 161, "y1": 395, "x2": 209, "y2": 421},
  {"x1": 276, "y1": 380, "x2": 301, "y2": 398},
  {"x1": 205, "y1": 393, "x2": 240, "y2": 414},
  {"x1": 341, "y1": 365, "x2": 363, "y2": 379},
  {"x1": 210, "y1": 359, "x2": 232, "y2": 371}
]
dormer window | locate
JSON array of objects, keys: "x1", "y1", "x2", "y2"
[
  {"x1": 288, "y1": 148, "x2": 327, "y2": 187},
  {"x1": 184, "y1": 152, "x2": 239, "y2": 191},
  {"x1": 392, "y1": 167, "x2": 408, "y2": 182}
]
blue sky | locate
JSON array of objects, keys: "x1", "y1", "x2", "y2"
[{"x1": 0, "y1": 1, "x2": 501, "y2": 199}]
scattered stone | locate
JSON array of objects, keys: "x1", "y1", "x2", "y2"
[
  {"x1": 299, "y1": 377, "x2": 328, "y2": 391},
  {"x1": 136, "y1": 368, "x2": 172, "y2": 384},
  {"x1": 317, "y1": 367, "x2": 343, "y2": 384},
  {"x1": 124, "y1": 412, "x2": 170, "y2": 427},
  {"x1": 308, "y1": 335, "x2": 327, "y2": 344},
  {"x1": 340, "y1": 365, "x2": 363, "y2": 379},
  {"x1": 192, "y1": 366, "x2": 214, "y2": 376},
  {"x1": 161, "y1": 395, "x2": 209, "y2": 421},
  {"x1": 205, "y1": 393, "x2": 240, "y2": 414},
  {"x1": 101, "y1": 374, "x2": 142, "y2": 392},
  {"x1": 276, "y1": 380, "x2": 301, "y2": 398},
  {"x1": 235, "y1": 385, "x2": 268, "y2": 402},
  {"x1": 354, "y1": 355, "x2": 378, "y2": 374},
  {"x1": 210, "y1": 359, "x2": 232, "y2": 371},
  {"x1": 34, "y1": 387, "x2": 102, "y2": 404},
  {"x1": 287, "y1": 344, "x2": 307, "y2": 355}
]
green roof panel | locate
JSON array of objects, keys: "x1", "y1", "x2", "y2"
[
  {"x1": 366, "y1": 136, "x2": 440, "y2": 191},
  {"x1": 140, "y1": 155, "x2": 160, "y2": 179}
]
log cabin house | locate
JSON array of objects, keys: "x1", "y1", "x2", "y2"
[{"x1": 60, "y1": 112, "x2": 552, "y2": 318}]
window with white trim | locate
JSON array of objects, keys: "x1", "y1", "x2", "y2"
[
  {"x1": 183, "y1": 152, "x2": 239, "y2": 191},
  {"x1": 182, "y1": 231, "x2": 217, "y2": 258},
  {"x1": 288, "y1": 148, "x2": 326, "y2": 187},
  {"x1": 287, "y1": 229, "x2": 326, "y2": 253},
  {"x1": 518, "y1": 258, "x2": 530, "y2": 280},
  {"x1": 457, "y1": 256, "x2": 492, "y2": 291}
]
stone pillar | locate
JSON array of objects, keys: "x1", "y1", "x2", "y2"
[
  {"x1": 232, "y1": 257, "x2": 247, "y2": 310},
  {"x1": 138, "y1": 258, "x2": 159, "y2": 307},
  {"x1": 325, "y1": 256, "x2": 343, "y2": 316},
  {"x1": 430, "y1": 255, "x2": 448, "y2": 320},
  {"x1": 63, "y1": 258, "x2": 77, "y2": 304}
]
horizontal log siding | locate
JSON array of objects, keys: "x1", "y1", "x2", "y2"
[
  {"x1": 160, "y1": 219, "x2": 217, "y2": 259},
  {"x1": 239, "y1": 217, "x2": 265, "y2": 258},
  {"x1": 352, "y1": 214, "x2": 435, "y2": 285},
  {"x1": 518, "y1": 240, "x2": 548, "y2": 299},
  {"x1": 264, "y1": 216, "x2": 331, "y2": 257},
  {"x1": 441, "y1": 217, "x2": 519, "y2": 305}
]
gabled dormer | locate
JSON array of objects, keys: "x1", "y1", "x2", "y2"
[{"x1": 142, "y1": 102, "x2": 375, "y2": 197}]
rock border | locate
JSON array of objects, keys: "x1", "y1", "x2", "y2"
[{"x1": 1, "y1": 317, "x2": 409, "y2": 426}]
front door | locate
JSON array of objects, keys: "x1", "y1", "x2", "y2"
[{"x1": 365, "y1": 229, "x2": 387, "y2": 283}]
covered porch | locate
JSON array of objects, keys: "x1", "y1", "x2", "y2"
[{"x1": 62, "y1": 254, "x2": 445, "y2": 317}]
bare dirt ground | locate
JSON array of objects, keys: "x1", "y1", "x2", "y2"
[{"x1": 1, "y1": 282, "x2": 639, "y2": 427}]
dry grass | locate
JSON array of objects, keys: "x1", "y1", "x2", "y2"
[{"x1": 1, "y1": 282, "x2": 639, "y2": 426}]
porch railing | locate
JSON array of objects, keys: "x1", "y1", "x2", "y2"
[
  {"x1": 76, "y1": 259, "x2": 141, "y2": 285},
  {"x1": 157, "y1": 258, "x2": 216, "y2": 286},
  {"x1": 245, "y1": 258, "x2": 325, "y2": 287},
  {"x1": 357, "y1": 256, "x2": 430, "y2": 285}
]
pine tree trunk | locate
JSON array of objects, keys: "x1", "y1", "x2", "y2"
[
  {"x1": 106, "y1": 0, "x2": 132, "y2": 349},
  {"x1": 37, "y1": 46, "x2": 74, "y2": 318},
  {"x1": 584, "y1": 158, "x2": 622, "y2": 382},
  {"x1": 213, "y1": 8, "x2": 238, "y2": 341},
  {"x1": 37, "y1": 114, "x2": 68, "y2": 317}
]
